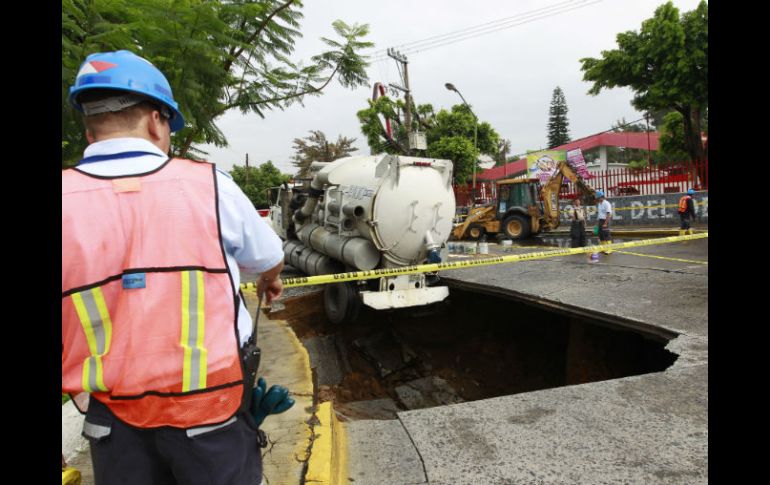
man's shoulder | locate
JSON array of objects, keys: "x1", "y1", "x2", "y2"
[{"x1": 215, "y1": 167, "x2": 234, "y2": 180}]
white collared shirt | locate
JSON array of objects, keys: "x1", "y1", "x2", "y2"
[
  {"x1": 597, "y1": 199, "x2": 613, "y2": 220},
  {"x1": 74, "y1": 138, "x2": 283, "y2": 344}
]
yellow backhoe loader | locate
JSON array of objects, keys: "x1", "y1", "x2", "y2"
[{"x1": 452, "y1": 161, "x2": 596, "y2": 240}]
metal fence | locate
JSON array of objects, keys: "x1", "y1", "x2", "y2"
[
  {"x1": 561, "y1": 160, "x2": 709, "y2": 198},
  {"x1": 454, "y1": 160, "x2": 709, "y2": 205}
]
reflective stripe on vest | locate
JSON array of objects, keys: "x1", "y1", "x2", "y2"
[
  {"x1": 71, "y1": 288, "x2": 112, "y2": 393},
  {"x1": 62, "y1": 158, "x2": 243, "y2": 429},
  {"x1": 181, "y1": 270, "x2": 207, "y2": 392},
  {"x1": 678, "y1": 195, "x2": 691, "y2": 213}
]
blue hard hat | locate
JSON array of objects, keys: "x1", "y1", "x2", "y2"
[
  {"x1": 687, "y1": 188, "x2": 695, "y2": 195},
  {"x1": 69, "y1": 50, "x2": 185, "y2": 132},
  {"x1": 596, "y1": 190, "x2": 605, "y2": 198}
]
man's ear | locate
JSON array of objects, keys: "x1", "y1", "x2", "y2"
[
  {"x1": 85, "y1": 129, "x2": 95, "y2": 144},
  {"x1": 147, "y1": 110, "x2": 162, "y2": 138},
  {"x1": 146, "y1": 109, "x2": 171, "y2": 153}
]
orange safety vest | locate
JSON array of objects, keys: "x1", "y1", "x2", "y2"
[
  {"x1": 678, "y1": 195, "x2": 692, "y2": 213},
  {"x1": 62, "y1": 158, "x2": 243, "y2": 429}
]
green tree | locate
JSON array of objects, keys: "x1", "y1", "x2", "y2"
[
  {"x1": 611, "y1": 117, "x2": 651, "y2": 133},
  {"x1": 356, "y1": 95, "x2": 428, "y2": 155},
  {"x1": 658, "y1": 111, "x2": 690, "y2": 163},
  {"x1": 291, "y1": 130, "x2": 358, "y2": 178},
  {"x1": 229, "y1": 161, "x2": 291, "y2": 209},
  {"x1": 62, "y1": 0, "x2": 373, "y2": 167},
  {"x1": 495, "y1": 139, "x2": 512, "y2": 166},
  {"x1": 580, "y1": 1, "x2": 708, "y2": 170},
  {"x1": 357, "y1": 97, "x2": 500, "y2": 184},
  {"x1": 547, "y1": 86, "x2": 570, "y2": 148}
]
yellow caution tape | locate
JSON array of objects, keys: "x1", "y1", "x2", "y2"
[
  {"x1": 240, "y1": 233, "x2": 707, "y2": 290},
  {"x1": 613, "y1": 250, "x2": 708, "y2": 265}
]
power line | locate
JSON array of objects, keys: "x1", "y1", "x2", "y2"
[
  {"x1": 368, "y1": 0, "x2": 603, "y2": 63},
  {"x1": 367, "y1": 0, "x2": 587, "y2": 58},
  {"x1": 376, "y1": 0, "x2": 603, "y2": 61}
]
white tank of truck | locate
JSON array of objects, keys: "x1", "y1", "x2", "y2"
[{"x1": 270, "y1": 154, "x2": 456, "y2": 323}]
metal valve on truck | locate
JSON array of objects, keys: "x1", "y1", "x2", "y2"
[{"x1": 268, "y1": 154, "x2": 456, "y2": 324}]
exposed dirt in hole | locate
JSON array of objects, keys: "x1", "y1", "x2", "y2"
[
  {"x1": 277, "y1": 288, "x2": 677, "y2": 418},
  {"x1": 269, "y1": 291, "x2": 330, "y2": 338}
]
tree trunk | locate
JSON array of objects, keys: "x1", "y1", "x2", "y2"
[
  {"x1": 683, "y1": 105, "x2": 707, "y2": 189},
  {"x1": 177, "y1": 130, "x2": 197, "y2": 159}
]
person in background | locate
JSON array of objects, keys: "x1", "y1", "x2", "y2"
[
  {"x1": 678, "y1": 188, "x2": 697, "y2": 235},
  {"x1": 595, "y1": 190, "x2": 613, "y2": 254},
  {"x1": 569, "y1": 197, "x2": 587, "y2": 248}
]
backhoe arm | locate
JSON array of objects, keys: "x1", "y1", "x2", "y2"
[{"x1": 540, "y1": 161, "x2": 597, "y2": 231}]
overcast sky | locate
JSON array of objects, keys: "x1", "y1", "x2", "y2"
[{"x1": 200, "y1": 0, "x2": 704, "y2": 173}]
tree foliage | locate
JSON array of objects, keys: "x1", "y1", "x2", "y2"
[
  {"x1": 658, "y1": 111, "x2": 690, "y2": 163},
  {"x1": 62, "y1": 0, "x2": 373, "y2": 166},
  {"x1": 611, "y1": 117, "x2": 651, "y2": 133},
  {"x1": 290, "y1": 130, "x2": 358, "y2": 178},
  {"x1": 495, "y1": 139, "x2": 512, "y2": 166},
  {"x1": 229, "y1": 161, "x2": 291, "y2": 208},
  {"x1": 580, "y1": 1, "x2": 707, "y2": 166},
  {"x1": 357, "y1": 97, "x2": 500, "y2": 184},
  {"x1": 547, "y1": 86, "x2": 570, "y2": 148}
]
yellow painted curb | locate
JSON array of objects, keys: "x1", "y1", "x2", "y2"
[
  {"x1": 241, "y1": 294, "x2": 316, "y2": 485},
  {"x1": 62, "y1": 467, "x2": 81, "y2": 485},
  {"x1": 305, "y1": 401, "x2": 348, "y2": 484}
]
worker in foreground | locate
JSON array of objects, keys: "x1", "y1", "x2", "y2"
[
  {"x1": 678, "y1": 188, "x2": 697, "y2": 235},
  {"x1": 62, "y1": 50, "x2": 292, "y2": 485},
  {"x1": 595, "y1": 190, "x2": 613, "y2": 254}
]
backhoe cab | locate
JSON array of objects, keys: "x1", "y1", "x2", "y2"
[{"x1": 452, "y1": 161, "x2": 596, "y2": 241}]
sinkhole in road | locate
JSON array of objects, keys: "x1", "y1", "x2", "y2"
[{"x1": 274, "y1": 287, "x2": 678, "y2": 420}]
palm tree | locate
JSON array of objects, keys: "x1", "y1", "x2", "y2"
[{"x1": 291, "y1": 131, "x2": 358, "y2": 178}]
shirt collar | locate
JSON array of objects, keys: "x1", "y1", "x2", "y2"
[{"x1": 83, "y1": 138, "x2": 167, "y2": 159}]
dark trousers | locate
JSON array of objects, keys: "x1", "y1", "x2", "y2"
[
  {"x1": 597, "y1": 219, "x2": 611, "y2": 241},
  {"x1": 570, "y1": 220, "x2": 586, "y2": 248},
  {"x1": 84, "y1": 397, "x2": 263, "y2": 485},
  {"x1": 680, "y1": 213, "x2": 692, "y2": 230}
]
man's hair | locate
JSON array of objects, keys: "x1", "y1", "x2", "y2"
[{"x1": 78, "y1": 89, "x2": 165, "y2": 137}]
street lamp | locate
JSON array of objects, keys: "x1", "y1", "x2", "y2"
[{"x1": 445, "y1": 82, "x2": 478, "y2": 205}]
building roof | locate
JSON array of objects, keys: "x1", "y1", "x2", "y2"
[
  {"x1": 476, "y1": 131, "x2": 660, "y2": 181},
  {"x1": 552, "y1": 131, "x2": 659, "y2": 152},
  {"x1": 476, "y1": 158, "x2": 527, "y2": 181}
]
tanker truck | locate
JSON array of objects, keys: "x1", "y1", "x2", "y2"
[{"x1": 269, "y1": 154, "x2": 456, "y2": 324}]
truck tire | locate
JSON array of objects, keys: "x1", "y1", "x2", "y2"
[
  {"x1": 324, "y1": 282, "x2": 362, "y2": 325},
  {"x1": 467, "y1": 223, "x2": 486, "y2": 241},
  {"x1": 502, "y1": 214, "x2": 531, "y2": 240}
]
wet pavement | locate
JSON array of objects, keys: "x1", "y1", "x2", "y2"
[
  {"x1": 289, "y1": 233, "x2": 708, "y2": 484},
  {"x1": 63, "y1": 231, "x2": 708, "y2": 484}
]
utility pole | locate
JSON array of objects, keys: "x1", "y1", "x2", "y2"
[
  {"x1": 645, "y1": 113, "x2": 651, "y2": 165},
  {"x1": 387, "y1": 48, "x2": 412, "y2": 154},
  {"x1": 445, "y1": 82, "x2": 479, "y2": 205}
]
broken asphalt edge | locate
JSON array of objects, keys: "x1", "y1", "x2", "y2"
[{"x1": 304, "y1": 401, "x2": 348, "y2": 484}]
